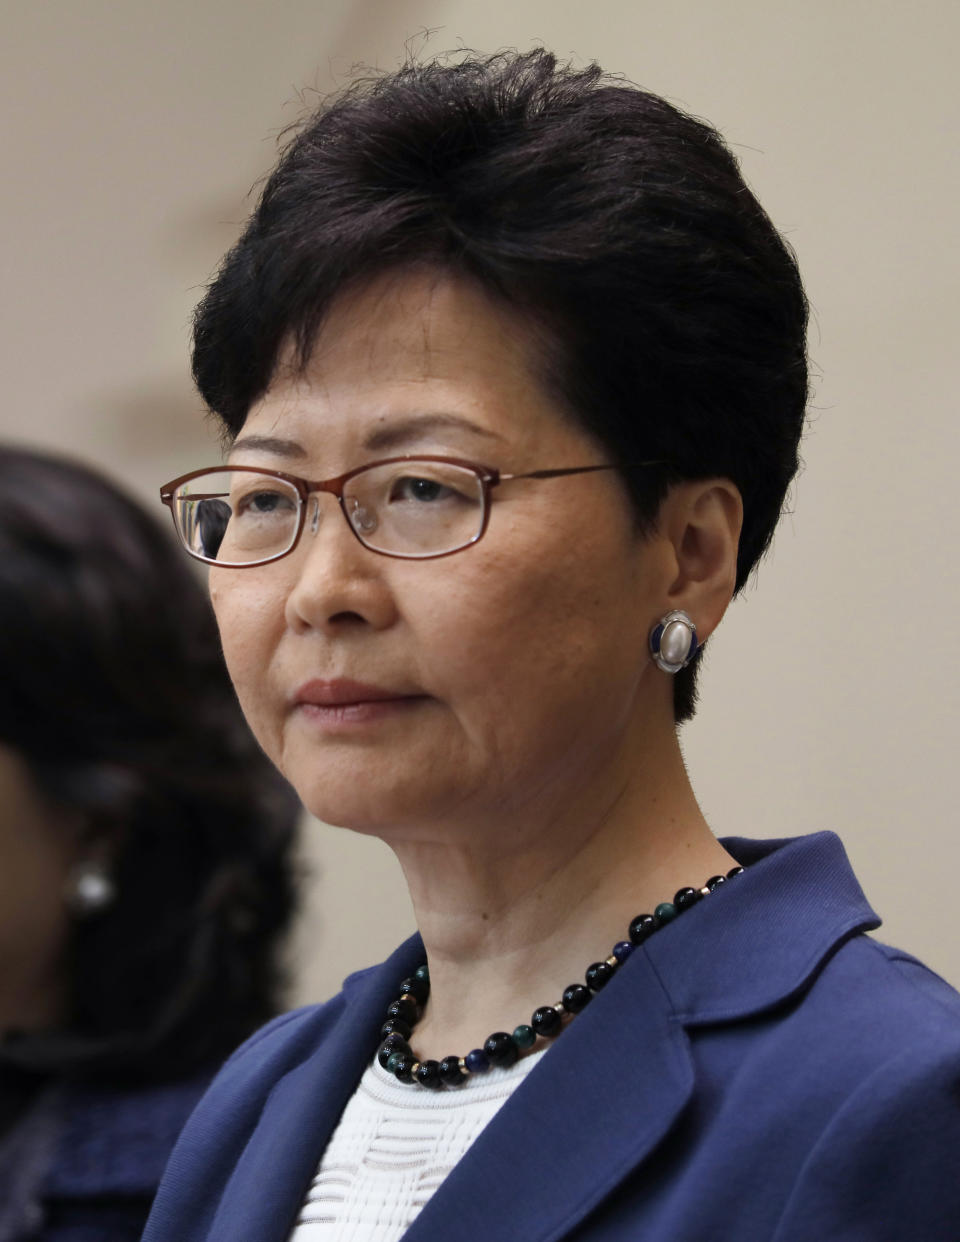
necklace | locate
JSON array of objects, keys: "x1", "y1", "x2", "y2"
[{"x1": 376, "y1": 865, "x2": 744, "y2": 1089}]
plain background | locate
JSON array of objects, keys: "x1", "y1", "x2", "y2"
[{"x1": 2, "y1": 1, "x2": 957, "y2": 999}]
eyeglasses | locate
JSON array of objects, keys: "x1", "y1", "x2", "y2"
[{"x1": 160, "y1": 456, "x2": 659, "y2": 567}]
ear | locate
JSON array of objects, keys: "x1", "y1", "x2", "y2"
[{"x1": 657, "y1": 479, "x2": 743, "y2": 643}]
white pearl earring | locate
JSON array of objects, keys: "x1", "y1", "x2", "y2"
[
  {"x1": 649, "y1": 610, "x2": 698, "y2": 674},
  {"x1": 65, "y1": 860, "x2": 116, "y2": 916}
]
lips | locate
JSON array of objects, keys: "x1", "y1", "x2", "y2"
[
  {"x1": 292, "y1": 678, "x2": 417, "y2": 708},
  {"x1": 289, "y1": 679, "x2": 429, "y2": 731}
]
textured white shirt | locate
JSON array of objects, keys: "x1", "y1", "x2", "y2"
[{"x1": 287, "y1": 1048, "x2": 546, "y2": 1241}]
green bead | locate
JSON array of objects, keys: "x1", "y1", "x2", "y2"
[
  {"x1": 415, "y1": 963, "x2": 430, "y2": 983},
  {"x1": 654, "y1": 902, "x2": 677, "y2": 925},
  {"x1": 512, "y1": 1024, "x2": 536, "y2": 1049},
  {"x1": 386, "y1": 1051, "x2": 403, "y2": 1073}
]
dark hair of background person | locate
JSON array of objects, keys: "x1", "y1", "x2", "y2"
[
  {"x1": 190, "y1": 47, "x2": 809, "y2": 723},
  {"x1": 0, "y1": 446, "x2": 300, "y2": 1084}
]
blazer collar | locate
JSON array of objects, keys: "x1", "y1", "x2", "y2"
[
  {"x1": 646, "y1": 830, "x2": 880, "y2": 1024},
  {"x1": 208, "y1": 831, "x2": 877, "y2": 1242}
]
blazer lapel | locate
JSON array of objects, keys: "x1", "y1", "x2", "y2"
[
  {"x1": 401, "y1": 948, "x2": 694, "y2": 1242},
  {"x1": 205, "y1": 936, "x2": 426, "y2": 1242}
]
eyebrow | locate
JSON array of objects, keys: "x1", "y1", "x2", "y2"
[
  {"x1": 362, "y1": 414, "x2": 504, "y2": 452},
  {"x1": 230, "y1": 414, "x2": 504, "y2": 460},
  {"x1": 229, "y1": 435, "x2": 307, "y2": 459}
]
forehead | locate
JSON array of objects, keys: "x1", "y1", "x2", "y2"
[{"x1": 237, "y1": 270, "x2": 580, "y2": 462}]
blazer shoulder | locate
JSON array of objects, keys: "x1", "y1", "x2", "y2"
[
  {"x1": 745, "y1": 930, "x2": 960, "y2": 1107},
  {"x1": 826, "y1": 933, "x2": 960, "y2": 1034},
  {"x1": 864, "y1": 937, "x2": 960, "y2": 1015}
]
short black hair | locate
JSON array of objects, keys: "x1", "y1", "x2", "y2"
[
  {"x1": 0, "y1": 446, "x2": 300, "y2": 1083},
  {"x1": 193, "y1": 48, "x2": 808, "y2": 721}
]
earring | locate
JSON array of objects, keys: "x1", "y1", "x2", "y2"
[
  {"x1": 65, "y1": 860, "x2": 116, "y2": 916},
  {"x1": 649, "y1": 609, "x2": 698, "y2": 674}
]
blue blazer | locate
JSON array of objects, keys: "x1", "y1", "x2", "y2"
[{"x1": 143, "y1": 833, "x2": 960, "y2": 1241}]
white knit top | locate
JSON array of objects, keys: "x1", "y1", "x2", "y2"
[{"x1": 287, "y1": 1048, "x2": 546, "y2": 1241}]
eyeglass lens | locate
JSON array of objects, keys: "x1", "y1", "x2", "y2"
[{"x1": 172, "y1": 463, "x2": 488, "y2": 564}]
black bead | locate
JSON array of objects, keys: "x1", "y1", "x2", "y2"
[
  {"x1": 381, "y1": 1017, "x2": 412, "y2": 1041},
  {"x1": 727, "y1": 866, "x2": 744, "y2": 879},
  {"x1": 562, "y1": 983, "x2": 592, "y2": 1013},
  {"x1": 705, "y1": 875, "x2": 727, "y2": 892},
  {"x1": 629, "y1": 913, "x2": 656, "y2": 945},
  {"x1": 377, "y1": 1034, "x2": 409, "y2": 1068},
  {"x1": 531, "y1": 1005, "x2": 562, "y2": 1037},
  {"x1": 387, "y1": 995, "x2": 420, "y2": 1022},
  {"x1": 484, "y1": 1031, "x2": 519, "y2": 1068},
  {"x1": 414, "y1": 1060, "x2": 442, "y2": 1088},
  {"x1": 439, "y1": 1056, "x2": 467, "y2": 1085},
  {"x1": 673, "y1": 886, "x2": 700, "y2": 911},
  {"x1": 391, "y1": 1051, "x2": 416, "y2": 1083},
  {"x1": 585, "y1": 960, "x2": 616, "y2": 991},
  {"x1": 399, "y1": 975, "x2": 430, "y2": 1005}
]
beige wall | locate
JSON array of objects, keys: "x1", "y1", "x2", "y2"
[{"x1": 2, "y1": 1, "x2": 957, "y2": 1000}]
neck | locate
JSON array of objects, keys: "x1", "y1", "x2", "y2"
[{"x1": 388, "y1": 726, "x2": 737, "y2": 1061}]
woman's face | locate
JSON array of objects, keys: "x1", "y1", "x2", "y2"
[{"x1": 210, "y1": 270, "x2": 677, "y2": 839}]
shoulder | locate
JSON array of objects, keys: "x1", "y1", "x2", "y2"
[
  {"x1": 784, "y1": 932, "x2": 960, "y2": 1065},
  {"x1": 692, "y1": 921, "x2": 960, "y2": 1114},
  {"x1": 864, "y1": 938, "x2": 960, "y2": 1019}
]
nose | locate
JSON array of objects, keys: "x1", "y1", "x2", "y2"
[{"x1": 283, "y1": 493, "x2": 398, "y2": 635}]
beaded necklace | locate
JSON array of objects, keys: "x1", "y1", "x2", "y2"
[{"x1": 377, "y1": 865, "x2": 744, "y2": 1089}]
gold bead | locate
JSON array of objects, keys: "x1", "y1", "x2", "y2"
[{"x1": 605, "y1": 955, "x2": 618, "y2": 968}]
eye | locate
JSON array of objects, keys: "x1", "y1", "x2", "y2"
[
  {"x1": 404, "y1": 476, "x2": 449, "y2": 501},
  {"x1": 234, "y1": 487, "x2": 296, "y2": 516},
  {"x1": 393, "y1": 476, "x2": 449, "y2": 502}
]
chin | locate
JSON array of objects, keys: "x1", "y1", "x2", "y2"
[
  {"x1": 300, "y1": 795, "x2": 386, "y2": 836},
  {"x1": 285, "y1": 759, "x2": 412, "y2": 836},
  {"x1": 289, "y1": 758, "x2": 475, "y2": 842},
  {"x1": 278, "y1": 726, "x2": 468, "y2": 835}
]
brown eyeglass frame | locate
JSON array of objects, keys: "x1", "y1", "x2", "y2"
[{"x1": 160, "y1": 455, "x2": 662, "y2": 566}]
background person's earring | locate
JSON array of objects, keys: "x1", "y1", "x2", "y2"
[
  {"x1": 649, "y1": 609, "x2": 698, "y2": 674},
  {"x1": 65, "y1": 860, "x2": 116, "y2": 916}
]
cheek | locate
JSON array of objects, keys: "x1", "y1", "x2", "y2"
[
  {"x1": 423, "y1": 534, "x2": 648, "y2": 748},
  {"x1": 210, "y1": 576, "x2": 285, "y2": 755}
]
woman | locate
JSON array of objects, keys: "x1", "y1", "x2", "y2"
[
  {"x1": 0, "y1": 447, "x2": 299, "y2": 1241},
  {"x1": 146, "y1": 50, "x2": 960, "y2": 1241}
]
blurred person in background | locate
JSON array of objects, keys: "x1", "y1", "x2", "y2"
[{"x1": 0, "y1": 445, "x2": 300, "y2": 1242}]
